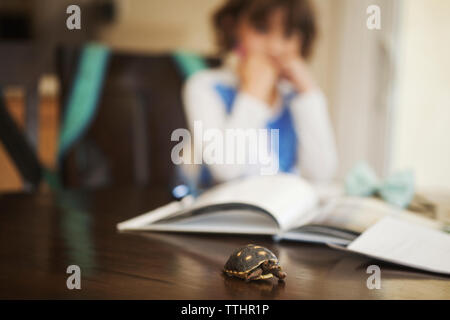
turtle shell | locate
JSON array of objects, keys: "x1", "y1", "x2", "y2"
[{"x1": 224, "y1": 244, "x2": 278, "y2": 276}]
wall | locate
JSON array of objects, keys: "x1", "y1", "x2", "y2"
[
  {"x1": 391, "y1": 0, "x2": 450, "y2": 190},
  {"x1": 98, "y1": 0, "x2": 223, "y2": 54}
]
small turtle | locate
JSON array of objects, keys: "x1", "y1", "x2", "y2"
[{"x1": 223, "y1": 244, "x2": 287, "y2": 281}]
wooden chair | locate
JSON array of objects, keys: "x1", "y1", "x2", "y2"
[{"x1": 0, "y1": 42, "x2": 51, "y2": 190}]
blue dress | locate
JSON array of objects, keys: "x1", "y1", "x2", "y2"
[
  {"x1": 173, "y1": 83, "x2": 300, "y2": 198},
  {"x1": 194, "y1": 84, "x2": 299, "y2": 186}
]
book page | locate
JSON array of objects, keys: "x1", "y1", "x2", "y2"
[
  {"x1": 148, "y1": 208, "x2": 278, "y2": 235},
  {"x1": 310, "y1": 196, "x2": 443, "y2": 233},
  {"x1": 117, "y1": 174, "x2": 318, "y2": 233},
  {"x1": 190, "y1": 174, "x2": 318, "y2": 230},
  {"x1": 117, "y1": 200, "x2": 185, "y2": 231},
  {"x1": 347, "y1": 216, "x2": 450, "y2": 275}
]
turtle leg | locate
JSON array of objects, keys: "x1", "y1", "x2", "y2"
[
  {"x1": 257, "y1": 273, "x2": 274, "y2": 280},
  {"x1": 246, "y1": 268, "x2": 275, "y2": 281},
  {"x1": 245, "y1": 268, "x2": 263, "y2": 282}
]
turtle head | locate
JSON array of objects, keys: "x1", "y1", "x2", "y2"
[{"x1": 262, "y1": 260, "x2": 287, "y2": 280}]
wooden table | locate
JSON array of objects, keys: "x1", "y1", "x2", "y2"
[{"x1": 0, "y1": 187, "x2": 449, "y2": 299}]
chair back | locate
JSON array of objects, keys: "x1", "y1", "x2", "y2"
[{"x1": 57, "y1": 47, "x2": 220, "y2": 188}]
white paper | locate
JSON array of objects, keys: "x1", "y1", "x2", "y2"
[
  {"x1": 191, "y1": 173, "x2": 318, "y2": 230},
  {"x1": 348, "y1": 216, "x2": 450, "y2": 275},
  {"x1": 117, "y1": 200, "x2": 184, "y2": 230},
  {"x1": 310, "y1": 196, "x2": 443, "y2": 234},
  {"x1": 117, "y1": 173, "x2": 318, "y2": 234}
]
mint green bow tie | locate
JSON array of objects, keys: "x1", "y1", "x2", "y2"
[{"x1": 345, "y1": 162, "x2": 415, "y2": 208}]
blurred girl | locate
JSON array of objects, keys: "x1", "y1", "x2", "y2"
[{"x1": 182, "y1": 0, "x2": 337, "y2": 188}]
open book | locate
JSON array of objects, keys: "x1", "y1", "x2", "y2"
[{"x1": 117, "y1": 174, "x2": 450, "y2": 275}]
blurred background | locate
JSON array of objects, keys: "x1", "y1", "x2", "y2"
[{"x1": 0, "y1": 0, "x2": 449, "y2": 199}]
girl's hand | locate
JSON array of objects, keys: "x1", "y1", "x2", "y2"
[
  {"x1": 275, "y1": 35, "x2": 317, "y2": 94},
  {"x1": 278, "y1": 56, "x2": 316, "y2": 93},
  {"x1": 239, "y1": 53, "x2": 279, "y2": 104}
]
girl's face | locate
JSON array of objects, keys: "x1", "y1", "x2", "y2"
[{"x1": 236, "y1": 8, "x2": 301, "y2": 60}]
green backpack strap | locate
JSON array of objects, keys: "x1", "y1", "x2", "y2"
[
  {"x1": 172, "y1": 50, "x2": 207, "y2": 79},
  {"x1": 58, "y1": 43, "x2": 111, "y2": 164},
  {"x1": 42, "y1": 43, "x2": 110, "y2": 191}
]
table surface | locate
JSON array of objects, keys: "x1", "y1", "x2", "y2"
[{"x1": 0, "y1": 186, "x2": 449, "y2": 299}]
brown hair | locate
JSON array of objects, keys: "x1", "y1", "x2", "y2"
[{"x1": 213, "y1": 0, "x2": 318, "y2": 59}]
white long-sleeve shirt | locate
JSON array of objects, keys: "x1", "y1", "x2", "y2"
[{"x1": 181, "y1": 67, "x2": 338, "y2": 184}]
